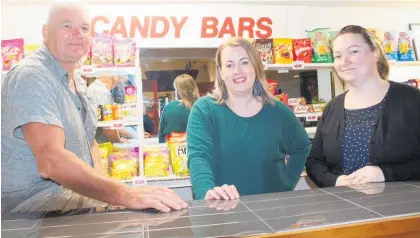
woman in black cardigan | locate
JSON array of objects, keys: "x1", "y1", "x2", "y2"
[{"x1": 306, "y1": 25, "x2": 420, "y2": 187}]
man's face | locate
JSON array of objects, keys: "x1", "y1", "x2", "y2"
[{"x1": 43, "y1": 6, "x2": 92, "y2": 64}]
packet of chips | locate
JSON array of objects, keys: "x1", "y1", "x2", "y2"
[
  {"x1": 166, "y1": 132, "x2": 189, "y2": 177},
  {"x1": 306, "y1": 28, "x2": 333, "y2": 63},
  {"x1": 144, "y1": 145, "x2": 170, "y2": 177},
  {"x1": 382, "y1": 31, "x2": 398, "y2": 61},
  {"x1": 98, "y1": 142, "x2": 113, "y2": 176},
  {"x1": 109, "y1": 151, "x2": 139, "y2": 180}
]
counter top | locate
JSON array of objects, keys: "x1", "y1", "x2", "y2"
[{"x1": 2, "y1": 181, "x2": 420, "y2": 238}]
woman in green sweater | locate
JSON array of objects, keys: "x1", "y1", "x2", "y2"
[
  {"x1": 158, "y1": 74, "x2": 200, "y2": 143},
  {"x1": 187, "y1": 37, "x2": 311, "y2": 200}
]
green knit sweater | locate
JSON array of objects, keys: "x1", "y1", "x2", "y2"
[
  {"x1": 187, "y1": 96, "x2": 311, "y2": 199},
  {"x1": 158, "y1": 101, "x2": 191, "y2": 143}
]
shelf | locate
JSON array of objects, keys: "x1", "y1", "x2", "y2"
[
  {"x1": 75, "y1": 66, "x2": 138, "y2": 77},
  {"x1": 294, "y1": 112, "x2": 323, "y2": 118},
  {"x1": 266, "y1": 63, "x2": 333, "y2": 71},
  {"x1": 389, "y1": 61, "x2": 420, "y2": 67},
  {"x1": 97, "y1": 120, "x2": 141, "y2": 128},
  {"x1": 265, "y1": 61, "x2": 420, "y2": 72},
  {"x1": 122, "y1": 176, "x2": 191, "y2": 188}
]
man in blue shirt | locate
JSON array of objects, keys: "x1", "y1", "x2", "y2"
[{"x1": 1, "y1": 2, "x2": 186, "y2": 214}]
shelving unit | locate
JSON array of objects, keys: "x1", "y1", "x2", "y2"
[{"x1": 265, "y1": 61, "x2": 420, "y2": 72}]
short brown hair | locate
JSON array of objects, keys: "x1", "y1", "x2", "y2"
[
  {"x1": 211, "y1": 37, "x2": 275, "y2": 106},
  {"x1": 334, "y1": 25, "x2": 389, "y2": 80}
]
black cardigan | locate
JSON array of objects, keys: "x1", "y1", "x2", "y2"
[{"x1": 306, "y1": 81, "x2": 420, "y2": 187}]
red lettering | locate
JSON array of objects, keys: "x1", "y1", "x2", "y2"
[
  {"x1": 238, "y1": 17, "x2": 255, "y2": 38},
  {"x1": 150, "y1": 16, "x2": 169, "y2": 38},
  {"x1": 218, "y1": 17, "x2": 236, "y2": 38},
  {"x1": 171, "y1": 16, "x2": 188, "y2": 38},
  {"x1": 110, "y1": 16, "x2": 128, "y2": 38},
  {"x1": 256, "y1": 17, "x2": 272, "y2": 38},
  {"x1": 129, "y1": 16, "x2": 149, "y2": 38},
  {"x1": 90, "y1": 16, "x2": 109, "y2": 35},
  {"x1": 201, "y1": 17, "x2": 218, "y2": 38}
]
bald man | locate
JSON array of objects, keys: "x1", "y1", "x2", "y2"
[{"x1": 1, "y1": 2, "x2": 187, "y2": 214}]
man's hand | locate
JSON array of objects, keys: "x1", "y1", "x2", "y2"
[
  {"x1": 123, "y1": 186, "x2": 188, "y2": 213},
  {"x1": 347, "y1": 166, "x2": 385, "y2": 184},
  {"x1": 205, "y1": 184, "x2": 240, "y2": 200}
]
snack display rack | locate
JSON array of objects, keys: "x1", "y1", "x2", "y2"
[{"x1": 75, "y1": 48, "x2": 192, "y2": 188}]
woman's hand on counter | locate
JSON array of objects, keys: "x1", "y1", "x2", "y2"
[
  {"x1": 205, "y1": 184, "x2": 240, "y2": 200},
  {"x1": 335, "y1": 175, "x2": 354, "y2": 186},
  {"x1": 206, "y1": 199, "x2": 239, "y2": 211},
  {"x1": 348, "y1": 166, "x2": 385, "y2": 184},
  {"x1": 122, "y1": 186, "x2": 188, "y2": 213}
]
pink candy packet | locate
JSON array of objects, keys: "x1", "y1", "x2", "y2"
[
  {"x1": 1, "y1": 38, "x2": 25, "y2": 71},
  {"x1": 113, "y1": 38, "x2": 136, "y2": 67},
  {"x1": 91, "y1": 34, "x2": 113, "y2": 68}
]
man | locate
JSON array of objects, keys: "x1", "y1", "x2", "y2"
[
  {"x1": 1, "y1": 2, "x2": 187, "y2": 214},
  {"x1": 86, "y1": 76, "x2": 137, "y2": 143}
]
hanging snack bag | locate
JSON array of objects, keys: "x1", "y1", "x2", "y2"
[
  {"x1": 167, "y1": 132, "x2": 189, "y2": 177},
  {"x1": 273, "y1": 38, "x2": 293, "y2": 64},
  {"x1": 1, "y1": 38, "x2": 24, "y2": 71},
  {"x1": 306, "y1": 28, "x2": 333, "y2": 63},
  {"x1": 397, "y1": 32, "x2": 416, "y2": 61},
  {"x1": 91, "y1": 34, "x2": 114, "y2": 67},
  {"x1": 253, "y1": 39, "x2": 273, "y2": 65},
  {"x1": 382, "y1": 31, "x2": 398, "y2": 61},
  {"x1": 144, "y1": 146, "x2": 171, "y2": 177},
  {"x1": 266, "y1": 79, "x2": 278, "y2": 95},
  {"x1": 367, "y1": 28, "x2": 385, "y2": 46},
  {"x1": 292, "y1": 38, "x2": 312, "y2": 63},
  {"x1": 113, "y1": 38, "x2": 136, "y2": 67},
  {"x1": 98, "y1": 142, "x2": 113, "y2": 176}
]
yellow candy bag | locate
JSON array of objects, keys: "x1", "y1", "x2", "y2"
[
  {"x1": 273, "y1": 38, "x2": 293, "y2": 64},
  {"x1": 109, "y1": 151, "x2": 139, "y2": 180},
  {"x1": 167, "y1": 132, "x2": 189, "y2": 177},
  {"x1": 98, "y1": 142, "x2": 113, "y2": 176},
  {"x1": 144, "y1": 145, "x2": 170, "y2": 177}
]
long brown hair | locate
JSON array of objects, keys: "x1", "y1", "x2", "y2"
[
  {"x1": 173, "y1": 74, "x2": 200, "y2": 110},
  {"x1": 211, "y1": 37, "x2": 275, "y2": 106},
  {"x1": 334, "y1": 25, "x2": 390, "y2": 80}
]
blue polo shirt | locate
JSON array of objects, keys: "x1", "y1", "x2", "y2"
[{"x1": 1, "y1": 45, "x2": 97, "y2": 213}]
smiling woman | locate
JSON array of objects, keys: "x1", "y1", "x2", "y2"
[
  {"x1": 186, "y1": 37, "x2": 311, "y2": 200},
  {"x1": 306, "y1": 25, "x2": 420, "y2": 188}
]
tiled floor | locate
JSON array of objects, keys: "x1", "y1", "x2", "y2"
[{"x1": 2, "y1": 183, "x2": 420, "y2": 238}]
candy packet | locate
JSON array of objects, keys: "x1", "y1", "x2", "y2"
[
  {"x1": 91, "y1": 34, "x2": 114, "y2": 67},
  {"x1": 397, "y1": 32, "x2": 416, "y2": 61},
  {"x1": 113, "y1": 38, "x2": 136, "y2": 67},
  {"x1": 306, "y1": 28, "x2": 333, "y2": 63},
  {"x1": 1, "y1": 38, "x2": 25, "y2": 71},
  {"x1": 382, "y1": 31, "x2": 398, "y2": 61},
  {"x1": 273, "y1": 38, "x2": 293, "y2": 64}
]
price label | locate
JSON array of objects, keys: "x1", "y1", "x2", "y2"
[
  {"x1": 132, "y1": 177, "x2": 147, "y2": 186},
  {"x1": 306, "y1": 115, "x2": 318, "y2": 122},
  {"x1": 293, "y1": 61, "x2": 305, "y2": 70},
  {"x1": 110, "y1": 123, "x2": 125, "y2": 130},
  {"x1": 81, "y1": 65, "x2": 94, "y2": 74}
]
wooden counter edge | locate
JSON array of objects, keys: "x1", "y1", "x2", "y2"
[{"x1": 249, "y1": 214, "x2": 420, "y2": 238}]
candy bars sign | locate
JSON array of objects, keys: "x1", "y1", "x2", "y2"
[{"x1": 91, "y1": 16, "x2": 272, "y2": 39}]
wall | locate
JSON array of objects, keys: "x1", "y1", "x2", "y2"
[{"x1": 2, "y1": 3, "x2": 420, "y2": 47}]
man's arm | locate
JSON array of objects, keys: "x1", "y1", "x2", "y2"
[
  {"x1": 91, "y1": 139, "x2": 103, "y2": 175},
  {"x1": 23, "y1": 122, "x2": 129, "y2": 206}
]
